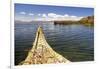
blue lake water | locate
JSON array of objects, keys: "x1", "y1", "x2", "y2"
[{"x1": 15, "y1": 21, "x2": 94, "y2": 65}]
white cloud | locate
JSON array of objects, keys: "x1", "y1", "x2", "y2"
[
  {"x1": 16, "y1": 12, "x2": 83, "y2": 21},
  {"x1": 48, "y1": 13, "x2": 57, "y2": 17},
  {"x1": 42, "y1": 14, "x2": 47, "y2": 17},
  {"x1": 33, "y1": 13, "x2": 82, "y2": 21},
  {"x1": 64, "y1": 14, "x2": 69, "y2": 17},
  {"x1": 29, "y1": 13, "x2": 34, "y2": 16},
  {"x1": 38, "y1": 14, "x2": 41, "y2": 16},
  {"x1": 46, "y1": 13, "x2": 81, "y2": 21},
  {"x1": 70, "y1": 15, "x2": 77, "y2": 18},
  {"x1": 19, "y1": 12, "x2": 26, "y2": 15},
  {"x1": 48, "y1": 13, "x2": 64, "y2": 18},
  {"x1": 47, "y1": 13, "x2": 69, "y2": 18}
]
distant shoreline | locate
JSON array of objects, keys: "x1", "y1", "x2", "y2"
[
  {"x1": 54, "y1": 15, "x2": 94, "y2": 26},
  {"x1": 15, "y1": 15, "x2": 94, "y2": 26}
]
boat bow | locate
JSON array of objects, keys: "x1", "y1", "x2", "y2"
[{"x1": 20, "y1": 26, "x2": 70, "y2": 65}]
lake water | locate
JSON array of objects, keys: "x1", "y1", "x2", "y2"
[{"x1": 15, "y1": 21, "x2": 94, "y2": 65}]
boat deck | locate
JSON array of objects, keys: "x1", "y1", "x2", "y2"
[{"x1": 20, "y1": 26, "x2": 70, "y2": 65}]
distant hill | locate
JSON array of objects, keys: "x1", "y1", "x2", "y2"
[
  {"x1": 79, "y1": 16, "x2": 94, "y2": 25},
  {"x1": 54, "y1": 15, "x2": 94, "y2": 25}
]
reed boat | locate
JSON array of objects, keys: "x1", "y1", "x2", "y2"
[{"x1": 20, "y1": 26, "x2": 70, "y2": 65}]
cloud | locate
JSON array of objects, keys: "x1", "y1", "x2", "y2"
[
  {"x1": 29, "y1": 13, "x2": 34, "y2": 16},
  {"x1": 19, "y1": 12, "x2": 26, "y2": 15},
  {"x1": 48, "y1": 13, "x2": 57, "y2": 17},
  {"x1": 38, "y1": 14, "x2": 41, "y2": 16},
  {"x1": 47, "y1": 13, "x2": 69, "y2": 18},
  {"x1": 46, "y1": 13, "x2": 81, "y2": 21},
  {"x1": 42, "y1": 14, "x2": 47, "y2": 17},
  {"x1": 16, "y1": 12, "x2": 83, "y2": 21},
  {"x1": 64, "y1": 14, "x2": 69, "y2": 17},
  {"x1": 70, "y1": 15, "x2": 77, "y2": 18},
  {"x1": 48, "y1": 13, "x2": 65, "y2": 18}
]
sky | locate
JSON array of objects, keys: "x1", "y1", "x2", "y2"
[{"x1": 15, "y1": 3, "x2": 94, "y2": 21}]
